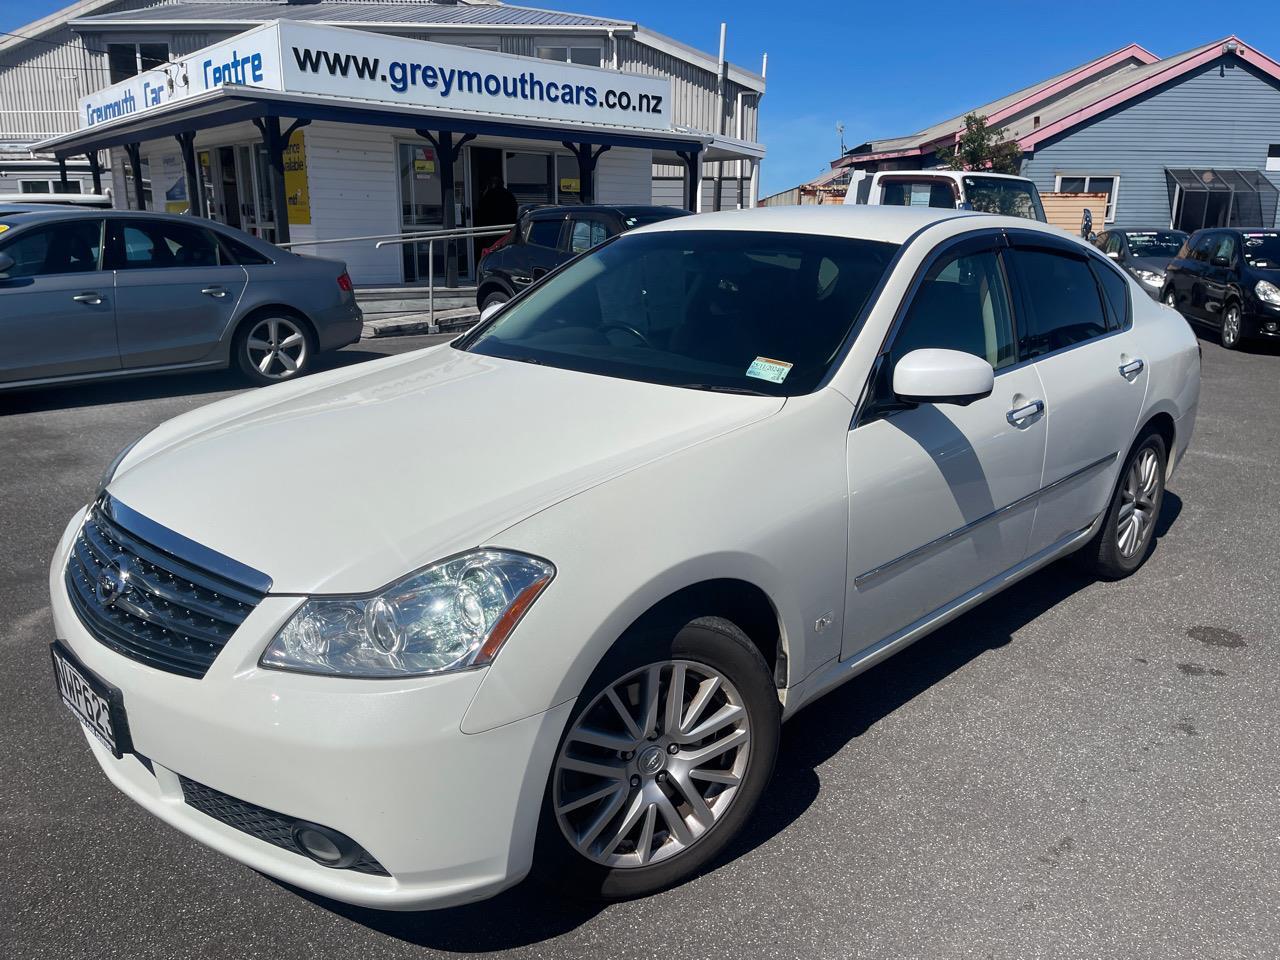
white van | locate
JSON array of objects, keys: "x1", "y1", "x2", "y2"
[
  {"x1": 0, "y1": 192, "x2": 111, "y2": 209},
  {"x1": 845, "y1": 170, "x2": 1046, "y2": 222}
]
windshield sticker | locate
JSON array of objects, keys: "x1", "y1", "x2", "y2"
[{"x1": 746, "y1": 357, "x2": 792, "y2": 384}]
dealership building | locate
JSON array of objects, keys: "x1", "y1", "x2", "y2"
[{"x1": 2, "y1": 0, "x2": 766, "y2": 285}]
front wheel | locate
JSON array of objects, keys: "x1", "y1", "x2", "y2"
[
  {"x1": 1220, "y1": 302, "x2": 1244, "y2": 350},
  {"x1": 1077, "y1": 432, "x2": 1167, "y2": 580},
  {"x1": 1162, "y1": 288, "x2": 1178, "y2": 312},
  {"x1": 536, "y1": 616, "x2": 780, "y2": 901}
]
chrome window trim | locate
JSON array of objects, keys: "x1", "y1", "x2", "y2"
[{"x1": 852, "y1": 451, "x2": 1118, "y2": 587}]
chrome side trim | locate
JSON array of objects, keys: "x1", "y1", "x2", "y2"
[{"x1": 853, "y1": 451, "x2": 1117, "y2": 587}]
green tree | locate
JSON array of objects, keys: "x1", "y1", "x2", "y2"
[{"x1": 936, "y1": 113, "x2": 1022, "y2": 174}]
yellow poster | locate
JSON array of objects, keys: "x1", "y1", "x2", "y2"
[
  {"x1": 283, "y1": 130, "x2": 311, "y2": 226},
  {"x1": 559, "y1": 177, "x2": 581, "y2": 194},
  {"x1": 414, "y1": 147, "x2": 436, "y2": 178}
]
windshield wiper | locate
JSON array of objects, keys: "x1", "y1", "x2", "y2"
[{"x1": 674, "y1": 383, "x2": 772, "y2": 396}]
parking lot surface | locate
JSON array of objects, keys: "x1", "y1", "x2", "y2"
[{"x1": 2, "y1": 332, "x2": 1276, "y2": 960}]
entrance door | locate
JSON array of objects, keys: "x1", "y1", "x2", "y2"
[
  {"x1": 235, "y1": 144, "x2": 276, "y2": 243},
  {"x1": 843, "y1": 236, "x2": 1047, "y2": 656},
  {"x1": 218, "y1": 146, "x2": 241, "y2": 230},
  {"x1": 504, "y1": 151, "x2": 553, "y2": 207},
  {"x1": 398, "y1": 141, "x2": 467, "y2": 282}
]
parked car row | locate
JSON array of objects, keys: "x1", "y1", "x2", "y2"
[{"x1": 0, "y1": 205, "x2": 363, "y2": 390}]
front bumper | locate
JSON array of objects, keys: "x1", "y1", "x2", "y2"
[{"x1": 48, "y1": 508, "x2": 570, "y2": 911}]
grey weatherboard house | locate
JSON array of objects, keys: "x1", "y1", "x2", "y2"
[{"x1": 825, "y1": 36, "x2": 1280, "y2": 231}]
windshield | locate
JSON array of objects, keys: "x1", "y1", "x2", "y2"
[
  {"x1": 1241, "y1": 232, "x2": 1280, "y2": 269},
  {"x1": 460, "y1": 229, "x2": 899, "y2": 396},
  {"x1": 962, "y1": 176, "x2": 1046, "y2": 221},
  {"x1": 1125, "y1": 231, "x2": 1186, "y2": 258},
  {"x1": 622, "y1": 211, "x2": 687, "y2": 229}
]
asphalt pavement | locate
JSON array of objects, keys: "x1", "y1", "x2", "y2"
[{"x1": 2, "y1": 330, "x2": 1277, "y2": 960}]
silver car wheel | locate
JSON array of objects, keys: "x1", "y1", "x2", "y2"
[
  {"x1": 553, "y1": 660, "x2": 751, "y2": 869},
  {"x1": 1222, "y1": 305, "x2": 1241, "y2": 347},
  {"x1": 1117, "y1": 447, "x2": 1160, "y2": 559},
  {"x1": 245, "y1": 316, "x2": 308, "y2": 380}
]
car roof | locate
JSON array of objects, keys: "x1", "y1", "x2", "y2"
[{"x1": 627, "y1": 204, "x2": 1065, "y2": 246}]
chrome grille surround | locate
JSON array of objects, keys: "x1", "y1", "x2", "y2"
[{"x1": 64, "y1": 494, "x2": 271, "y2": 679}]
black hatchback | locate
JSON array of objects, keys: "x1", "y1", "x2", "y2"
[
  {"x1": 1162, "y1": 228, "x2": 1280, "y2": 349},
  {"x1": 475, "y1": 205, "x2": 689, "y2": 311}
]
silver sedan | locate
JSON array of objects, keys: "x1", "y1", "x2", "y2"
[{"x1": 0, "y1": 206, "x2": 363, "y2": 390}]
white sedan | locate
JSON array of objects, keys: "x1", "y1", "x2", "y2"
[{"x1": 48, "y1": 206, "x2": 1199, "y2": 910}]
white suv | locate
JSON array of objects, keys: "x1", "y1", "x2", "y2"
[
  {"x1": 846, "y1": 170, "x2": 1048, "y2": 222},
  {"x1": 49, "y1": 205, "x2": 1197, "y2": 910}
]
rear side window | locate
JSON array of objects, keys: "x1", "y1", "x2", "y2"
[
  {"x1": 1011, "y1": 248, "x2": 1108, "y2": 358},
  {"x1": 523, "y1": 217, "x2": 562, "y2": 249},
  {"x1": 218, "y1": 232, "x2": 272, "y2": 265},
  {"x1": 0, "y1": 220, "x2": 102, "y2": 277},
  {"x1": 891, "y1": 248, "x2": 1016, "y2": 371},
  {"x1": 567, "y1": 218, "x2": 608, "y2": 254},
  {"x1": 1090, "y1": 259, "x2": 1130, "y2": 331},
  {"x1": 114, "y1": 219, "x2": 221, "y2": 269}
]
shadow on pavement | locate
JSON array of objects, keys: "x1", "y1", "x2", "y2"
[
  {"x1": 295, "y1": 493, "x2": 1184, "y2": 953},
  {"x1": 0, "y1": 343, "x2": 407, "y2": 416}
]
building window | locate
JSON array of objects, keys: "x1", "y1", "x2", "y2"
[
  {"x1": 536, "y1": 45, "x2": 602, "y2": 67},
  {"x1": 107, "y1": 42, "x2": 169, "y2": 83},
  {"x1": 1056, "y1": 174, "x2": 1119, "y2": 222},
  {"x1": 1267, "y1": 144, "x2": 1280, "y2": 172},
  {"x1": 19, "y1": 179, "x2": 82, "y2": 194}
]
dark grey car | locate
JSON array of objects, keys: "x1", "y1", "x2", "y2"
[
  {"x1": 0, "y1": 207, "x2": 363, "y2": 390},
  {"x1": 1094, "y1": 228, "x2": 1188, "y2": 300}
]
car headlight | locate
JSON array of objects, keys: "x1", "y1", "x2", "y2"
[
  {"x1": 98, "y1": 437, "x2": 142, "y2": 496},
  {"x1": 261, "y1": 550, "x2": 554, "y2": 677},
  {"x1": 1256, "y1": 280, "x2": 1280, "y2": 306},
  {"x1": 1132, "y1": 268, "x2": 1164, "y2": 287}
]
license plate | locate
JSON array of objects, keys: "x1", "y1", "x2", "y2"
[{"x1": 50, "y1": 641, "x2": 132, "y2": 759}]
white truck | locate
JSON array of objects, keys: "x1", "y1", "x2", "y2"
[{"x1": 844, "y1": 169, "x2": 1047, "y2": 222}]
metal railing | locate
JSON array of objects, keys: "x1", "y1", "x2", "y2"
[{"x1": 280, "y1": 223, "x2": 514, "y2": 333}]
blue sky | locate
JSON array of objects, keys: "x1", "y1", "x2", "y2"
[{"x1": 6, "y1": 1, "x2": 1280, "y2": 195}]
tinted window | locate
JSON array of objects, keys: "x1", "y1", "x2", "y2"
[
  {"x1": 881, "y1": 179, "x2": 956, "y2": 209},
  {"x1": 462, "y1": 230, "x2": 899, "y2": 396},
  {"x1": 1190, "y1": 233, "x2": 1217, "y2": 263},
  {"x1": 1104, "y1": 234, "x2": 1123, "y2": 256},
  {"x1": 891, "y1": 248, "x2": 1016, "y2": 371},
  {"x1": 1213, "y1": 234, "x2": 1237, "y2": 264},
  {"x1": 567, "y1": 218, "x2": 609, "y2": 254},
  {"x1": 1012, "y1": 248, "x2": 1108, "y2": 357},
  {"x1": 115, "y1": 220, "x2": 220, "y2": 269},
  {"x1": 0, "y1": 220, "x2": 101, "y2": 277},
  {"x1": 524, "y1": 218, "x2": 562, "y2": 249},
  {"x1": 218, "y1": 232, "x2": 273, "y2": 265},
  {"x1": 963, "y1": 176, "x2": 1045, "y2": 220},
  {"x1": 1091, "y1": 260, "x2": 1130, "y2": 331}
]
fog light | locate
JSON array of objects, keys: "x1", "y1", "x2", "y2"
[
  {"x1": 1266, "y1": 322, "x2": 1277, "y2": 332},
  {"x1": 292, "y1": 822, "x2": 360, "y2": 868}
]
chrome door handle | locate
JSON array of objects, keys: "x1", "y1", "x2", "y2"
[
  {"x1": 1119, "y1": 358, "x2": 1145, "y2": 379},
  {"x1": 72, "y1": 293, "x2": 102, "y2": 304},
  {"x1": 1007, "y1": 399, "x2": 1044, "y2": 425},
  {"x1": 201, "y1": 286, "x2": 227, "y2": 298}
]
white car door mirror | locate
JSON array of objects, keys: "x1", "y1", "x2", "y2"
[
  {"x1": 0, "y1": 252, "x2": 13, "y2": 278},
  {"x1": 893, "y1": 348, "x2": 995, "y2": 406},
  {"x1": 480, "y1": 302, "x2": 503, "y2": 323}
]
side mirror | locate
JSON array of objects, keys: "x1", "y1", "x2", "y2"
[
  {"x1": 480, "y1": 302, "x2": 504, "y2": 323},
  {"x1": 1210, "y1": 255, "x2": 1231, "y2": 268},
  {"x1": 0, "y1": 252, "x2": 13, "y2": 278},
  {"x1": 893, "y1": 348, "x2": 994, "y2": 406}
]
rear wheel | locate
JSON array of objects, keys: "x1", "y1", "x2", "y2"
[
  {"x1": 480, "y1": 289, "x2": 510, "y2": 312},
  {"x1": 1220, "y1": 302, "x2": 1243, "y2": 350},
  {"x1": 234, "y1": 314, "x2": 314, "y2": 386},
  {"x1": 1076, "y1": 432, "x2": 1166, "y2": 580},
  {"x1": 535, "y1": 616, "x2": 779, "y2": 901}
]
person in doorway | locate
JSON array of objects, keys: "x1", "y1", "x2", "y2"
[{"x1": 475, "y1": 176, "x2": 519, "y2": 263}]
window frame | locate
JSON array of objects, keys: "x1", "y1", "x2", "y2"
[
  {"x1": 106, "y1": 41, "x2": 170, "y2": 83},
  {"x1": 0, "y1": 217, "x2": 107, "y2": 277},
  {"x1": 1054, "y1": 173, "x2": 1121, "y2": 223}
]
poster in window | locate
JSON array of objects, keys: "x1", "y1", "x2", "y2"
[
  {"x1": 283, "y1": 129, "x2": 311, "y2": 225},
  {"x1": 414, "y1": 147, "x2": 436, "y2": 179}
]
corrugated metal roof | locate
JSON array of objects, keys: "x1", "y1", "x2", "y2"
[{"x1": 75, "y1": 1, "x2": 633, "y2": 28}]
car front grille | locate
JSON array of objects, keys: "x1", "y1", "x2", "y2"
[
  {"x1": 64, "y1": 495, "x2": 270, "y2": 679},
  {"x1": 178, "y1": 775, "x2": 390, "y2": 876}
]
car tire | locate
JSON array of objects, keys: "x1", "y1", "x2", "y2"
[
  {"x1": 534, "y1": 615, "x2": 780, "y2": 902},
  {"x1": 1220, "y1": 302, "x2": 1244, "y2": 350},
  {"x1": 480, "y1": 289, "x2": 510, "y2": 312},
  {"x1": 1076, "y1": 431, "x2": 1167, "y2": 581},
  {"x1": 233, "y1": 313, "x2": 316, "y2": 386}
]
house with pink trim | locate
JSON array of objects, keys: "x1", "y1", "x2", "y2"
[{"x1": 808, "y1": 37, "x2": 1280, "y2": 231}]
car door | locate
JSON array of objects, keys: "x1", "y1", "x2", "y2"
[
  {"x1": 107, "y1": 217, "x2": 247, "y2": 368},
  {"x1": 523, "y1": 215, "x2": 568, "y2": 287},
  {"x1": 1202, "y1": 232, "x2": 1237, "y2": 319},
  {"x1": 0, "y1": 217, "x2": 118, "y2": 384},
  {"x1": 1004, "y1": 234, "x2": 1148, "y2": 555},
  {"x1": 843, "y1": 235, "x2": 1048, "y2": 657}
]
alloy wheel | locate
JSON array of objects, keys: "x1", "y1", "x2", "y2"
[
  {"x1": 1222, "y1": 306, "x2": 1241, "y2": 347},
  {"x1": 245, "y1": 316, "x2": 308, "y2": 380},
  {"x1": 1117, "y1": 447, "x2": 1160, "y2": 559},
  {"x1": 552, "y1": 660, "x2": 751, "y2": 869}
]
